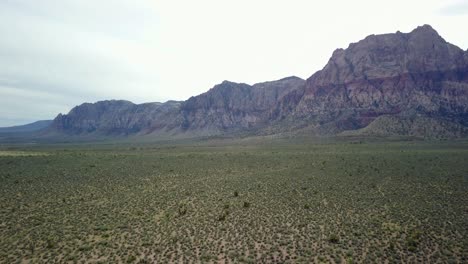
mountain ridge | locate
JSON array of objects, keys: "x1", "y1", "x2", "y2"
[
  {"x1": 45, "y1": 25, "x2": 468, "y2": 139},
  {"x1": 0, "y1": 120, "x2": 53, "y2": 133}
]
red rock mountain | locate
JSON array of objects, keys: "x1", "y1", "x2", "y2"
[
  {"x1": 49, "y1": 25, "x2": 468, "y2": 138},
  {"x1": 288, "y1": 25, "x2": 468, "y2": 132}
]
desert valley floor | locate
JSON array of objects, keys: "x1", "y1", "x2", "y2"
[{"x1": 0, "y1": 139, "x2": 467, "y2": 263}]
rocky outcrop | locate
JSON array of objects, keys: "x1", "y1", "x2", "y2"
[
  {"x1": 50, "y1": 100, "x2": 182, "y2": 135},
  {"x1": 180, "y1": 76, "x2": 305, "y2": 132},
  {"x1": 282, "y1": 25, "x2": 468, "y2": 132}
]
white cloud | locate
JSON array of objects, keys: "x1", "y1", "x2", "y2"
[
  {"x1": 0, "y1": 85, "x2": 72, "y2": 126},
  {"x1": 0, "y1": 0, "x2": 467, "y2": 126},
  {"x1": 439, "y1": 0, "x2": 468, "y2": 16}
]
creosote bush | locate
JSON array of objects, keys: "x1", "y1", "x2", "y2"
[{"x1": 329, "y1": 234, "x2": 339, "y2": 244}]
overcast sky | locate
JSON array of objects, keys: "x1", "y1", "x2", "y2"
[{"x1": 0, "y1": 0, "x2": 467, "y2": 126}]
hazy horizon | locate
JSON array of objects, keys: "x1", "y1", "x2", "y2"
[{"x1": 1, "y1": 0, "x2": 467, "y2": 127}]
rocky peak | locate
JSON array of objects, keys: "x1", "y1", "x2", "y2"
[
  {"x1": 289, "y1": 25, "x2": 468, "y2": 134},
  {"x1": 309, "y1": 25, "x2": 466, "y2": 86},
  {"x1": 67, "y1": 100, "x2": 134, "y2": 115},
  {"x1": 410, "y1": 24, "x2": 438, "y2": 34}
]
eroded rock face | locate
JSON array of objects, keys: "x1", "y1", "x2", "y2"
[
  {"x1": 51, "y1": 100, "x2": 182, "y2": 135},
  {"x1": 287, "y1": 24, "x2": 468, "y2": 131},
  {"x1": 180, "y1": 76, "x2": 305, "y2": 131},
  {"x1": 50, "y1": 77, "x2": 306, "y2": 135},
  {"x1": 311, "y1": 25, "x2": 465, "y2": 85}
]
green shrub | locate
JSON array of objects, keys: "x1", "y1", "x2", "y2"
[
  {"x1": 329, "y1": 234, "x2": 339, "y2": 244},
  {"x1": 127, "y1": 255, "x2": 136, "y2": 263}
]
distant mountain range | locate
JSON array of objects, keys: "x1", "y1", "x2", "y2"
[
  {"x1": 0, "y1": 120, "x2": 52, "y2": 133},
  {"x1": 5, "y1": 25, "x2": 468, "y2": 140}
]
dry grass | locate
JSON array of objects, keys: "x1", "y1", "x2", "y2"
[{"x1": 0, "y1": 151, "x2": 49, "y2": 157}]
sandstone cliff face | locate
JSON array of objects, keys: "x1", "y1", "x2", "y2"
[
  {"x1": 50, "y1": 77, "x2": 305, "y2": 135},
  {"x1": 311, "y1": 25, "x2": 465, "y2": 85},
  {"x1": 180, "y1": 76, "x2": 305, "y2": 131},
  {"x1": 51, "y1": 100, "x2": 181, "y2": 135},
  {"x1": 50, "y1": 25, "x2": 468, "y2": 138},
  {"x1": 286, "y1": 25, "x2": 468, "y2": 132}
]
